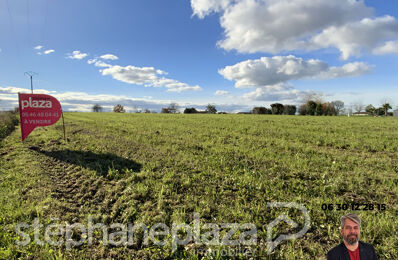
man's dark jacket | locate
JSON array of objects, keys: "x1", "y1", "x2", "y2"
[{"x1": 327, "y1": 241, "x2": 378, "y2": 260}]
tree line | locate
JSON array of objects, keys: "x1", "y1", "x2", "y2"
[
  {"x1": 92, "y1": 100, "x2": 395, "y2": 116},
  {"x1": 298, "y1": 100, "x2": 344, "y2": 116}
]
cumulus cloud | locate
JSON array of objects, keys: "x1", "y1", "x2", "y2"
[
  {"x1": 100, "y1": 54, "x2": 119, "y2": 60},
  {"x1": 98, "y1": 65, "x2": 201, "y2": 93},
  {"x1": 34, "y1": 45, "x2": 43, "y2": 50},
  {"x1": 215, "y1": 90, "x2": 230, "y2": 96},
  {"x1": 219, "y1": 55, "x2": 371, "y2": 88},
  {"x1": 102, "y1": 65, "x2": 160, "y2": 85},
  {"x1": 43, "y1": 49, "x2": 55, "y2": 55},
  {"x1": 191, "y1": 0, "x2": 398, "y2": 59},
  {"x1": 320, "y1": 62, "x2": 372, "y2": 79},
  {"x1": 82, "y1": 54, "x2": 200, "y2": 93},
  {"x1": 312, "y1": 16, "x2": 398, "y2": 59},
  {"x1": 372, "y1": 41, "x2": 398, "y2": 55},
  {"x1": 67, "y1": 50, "x2": 88, "y2": 60},
  {"x1": 219, "y1": 55, "x2": 371, "y2": 101}
]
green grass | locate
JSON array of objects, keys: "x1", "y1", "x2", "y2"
[{"x1": 0, "y1": 113, "x2": 397, "y2": 259}]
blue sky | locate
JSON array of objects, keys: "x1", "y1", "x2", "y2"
[{"x1": 1, "y1": 0, "x2": 398, "y2": 112}]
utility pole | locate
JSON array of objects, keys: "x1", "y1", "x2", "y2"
[{"x1": 24, "y1": 71, "x2": 37, "y2": 93}]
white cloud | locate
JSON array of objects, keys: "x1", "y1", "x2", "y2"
[
  {"x1": 220, "y1": 55, "x2": 371, "y2": 102},
  {"x1": 34, "y1": 45, "x2": 55, "y2": 55},
  {"x1": 0, "y1": 86, "x2": 54, "y2": 94},
  {"x1": 372, "y1": 41, "x2": 398, "y2": 55},
  {"x1": 99, "y1": 65, "x2": 201, "y2": 93},
  {"x1": 83, "y1": 54, "x2": 200, "y2": 93},
  {"x1": 100, "y1": 54, "x2": 119, "y2": 60},
  {"x1": 215, "y1": 90, "x2": 230, "y2": 96},
  {"x1": 101, "y1": 65, "x2": 160, "y2": 85},
  {"x1": 312, "y1": 16, "x2": 398, "y2": 59},
  {"x1": 95, "y1": 61, "x2": 112, "y2": 68},
  {"x1": 219, "y1": 55, "x2": 371, "y2": 88},
  {"x1": 191, "y1": 0, "x2": 398, "y2": 59},
  {"x1": 242, "y1": 85, "x2": 311, "y2": 102},
  {"x1": 67, "y1": 50, "x2": 88, "y2": 60},
  {"x1": 87, "y1": 59, "x2": 112, "y2": 68},
  {"x1": 0, "y1": 86, "x2": 242, "y2": 112},
  {"x1": 153, "y1": 78, "x2": 202, "y2": 92},
  {"x1": 190, "y1": 0, "x2": 232, "y2": 19},
  {"x1": 321, "y1": 62, "x2": 372, "y2": 79},
  {"x1": 43, "y1": 49, "x2": 55, "y2": 55}
]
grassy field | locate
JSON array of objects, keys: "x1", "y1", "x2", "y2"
[{"x1": 0, "y1": 113, "x2": 397, "y2": 259}]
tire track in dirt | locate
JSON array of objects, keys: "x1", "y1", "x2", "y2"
[{"x1": 29, "y1": 146, "x2": 120, "y2": 222}]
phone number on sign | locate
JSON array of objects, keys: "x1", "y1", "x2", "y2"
[{"x1": 321, "y1": 203, "x2": 386, "y2": 211}]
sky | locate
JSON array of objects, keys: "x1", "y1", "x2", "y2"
[{"x1": 1, "y1": 0, "x2": 398, "y2": 112}]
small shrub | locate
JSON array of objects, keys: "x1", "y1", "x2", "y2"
[{"x1": 0, "y1": 112, "x2": 19, "y2": 140}]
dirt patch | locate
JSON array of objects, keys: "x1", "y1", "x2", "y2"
[{"x1": 29, "y1": 146, "x2": 138, "y2": 223}]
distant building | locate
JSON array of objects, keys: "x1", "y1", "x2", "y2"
[
  {"x1": 394, "y1": 109, "x2": 398, "y2": 117},
  {"x1": 352, "y1": 112, "x2": 368, "y2": 116}
]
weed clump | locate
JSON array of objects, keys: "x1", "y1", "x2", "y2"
[{"x1": 0, "y1": 111, "x2": 19, "y2": 141}]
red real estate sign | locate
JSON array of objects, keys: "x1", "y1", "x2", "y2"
[{"x1": 18, "y1": 93, "x2": 62, "y2": 141}]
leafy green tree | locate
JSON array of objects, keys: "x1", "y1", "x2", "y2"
[
  {"x1": 307, "y1": 101, "x2": 317, "y2": 115},
  {"x1": 270, "y1": 103, "x2": 284, "y2": 115},
  {"x1": 298, "y1": 104, "x2": 307, "y2": 115},
  {"x1": 184, "y1": 108, "x2": 198, "y2": 114},
  {"x1": 252, "y1": 107, "x2": 268, "y2": 114},
  {"x1": 283, "y1": 105, "x2": 297, "y2": 115},
  {"x1": 161, "y1": 108, "x2": 170, "y2": 113},
  {"x1": 382, "y1": 103, "x2": 392, "y2": 116},
  {"x1": 315, "y1": 103, "x2": 324, "y2": 116},
  {"x1": 323, "y1": 102, "x2": 337, "y2": 116}
]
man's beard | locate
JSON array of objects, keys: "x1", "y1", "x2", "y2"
[{"x1": 343, "y1": 233, "x2": 359, "y2": 245}]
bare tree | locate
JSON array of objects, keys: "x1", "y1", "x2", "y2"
[
  {"x1": 167, "y1": 103, "x2": 179, "y2": 114},
  {"x1": 302, "y1": 92, "x2": 324, "y2": 103},
  {"x1": 331, "y1": 100, "x2": 344, "y2": 115},
  {"x1": 353, "y1": 101, "x2": 364, "y2": 113},
  {"x1": 113, "y1": 104, "x2": 126, "y2": 113}
]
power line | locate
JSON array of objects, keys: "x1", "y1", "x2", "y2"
[{"x1": 24, "y1": 71, "x2": 38, "y2": 94}]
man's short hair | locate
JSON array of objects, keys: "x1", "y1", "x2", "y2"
[{"x1": 340, "y1": 213, "x2": 361, "y2": 229}]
